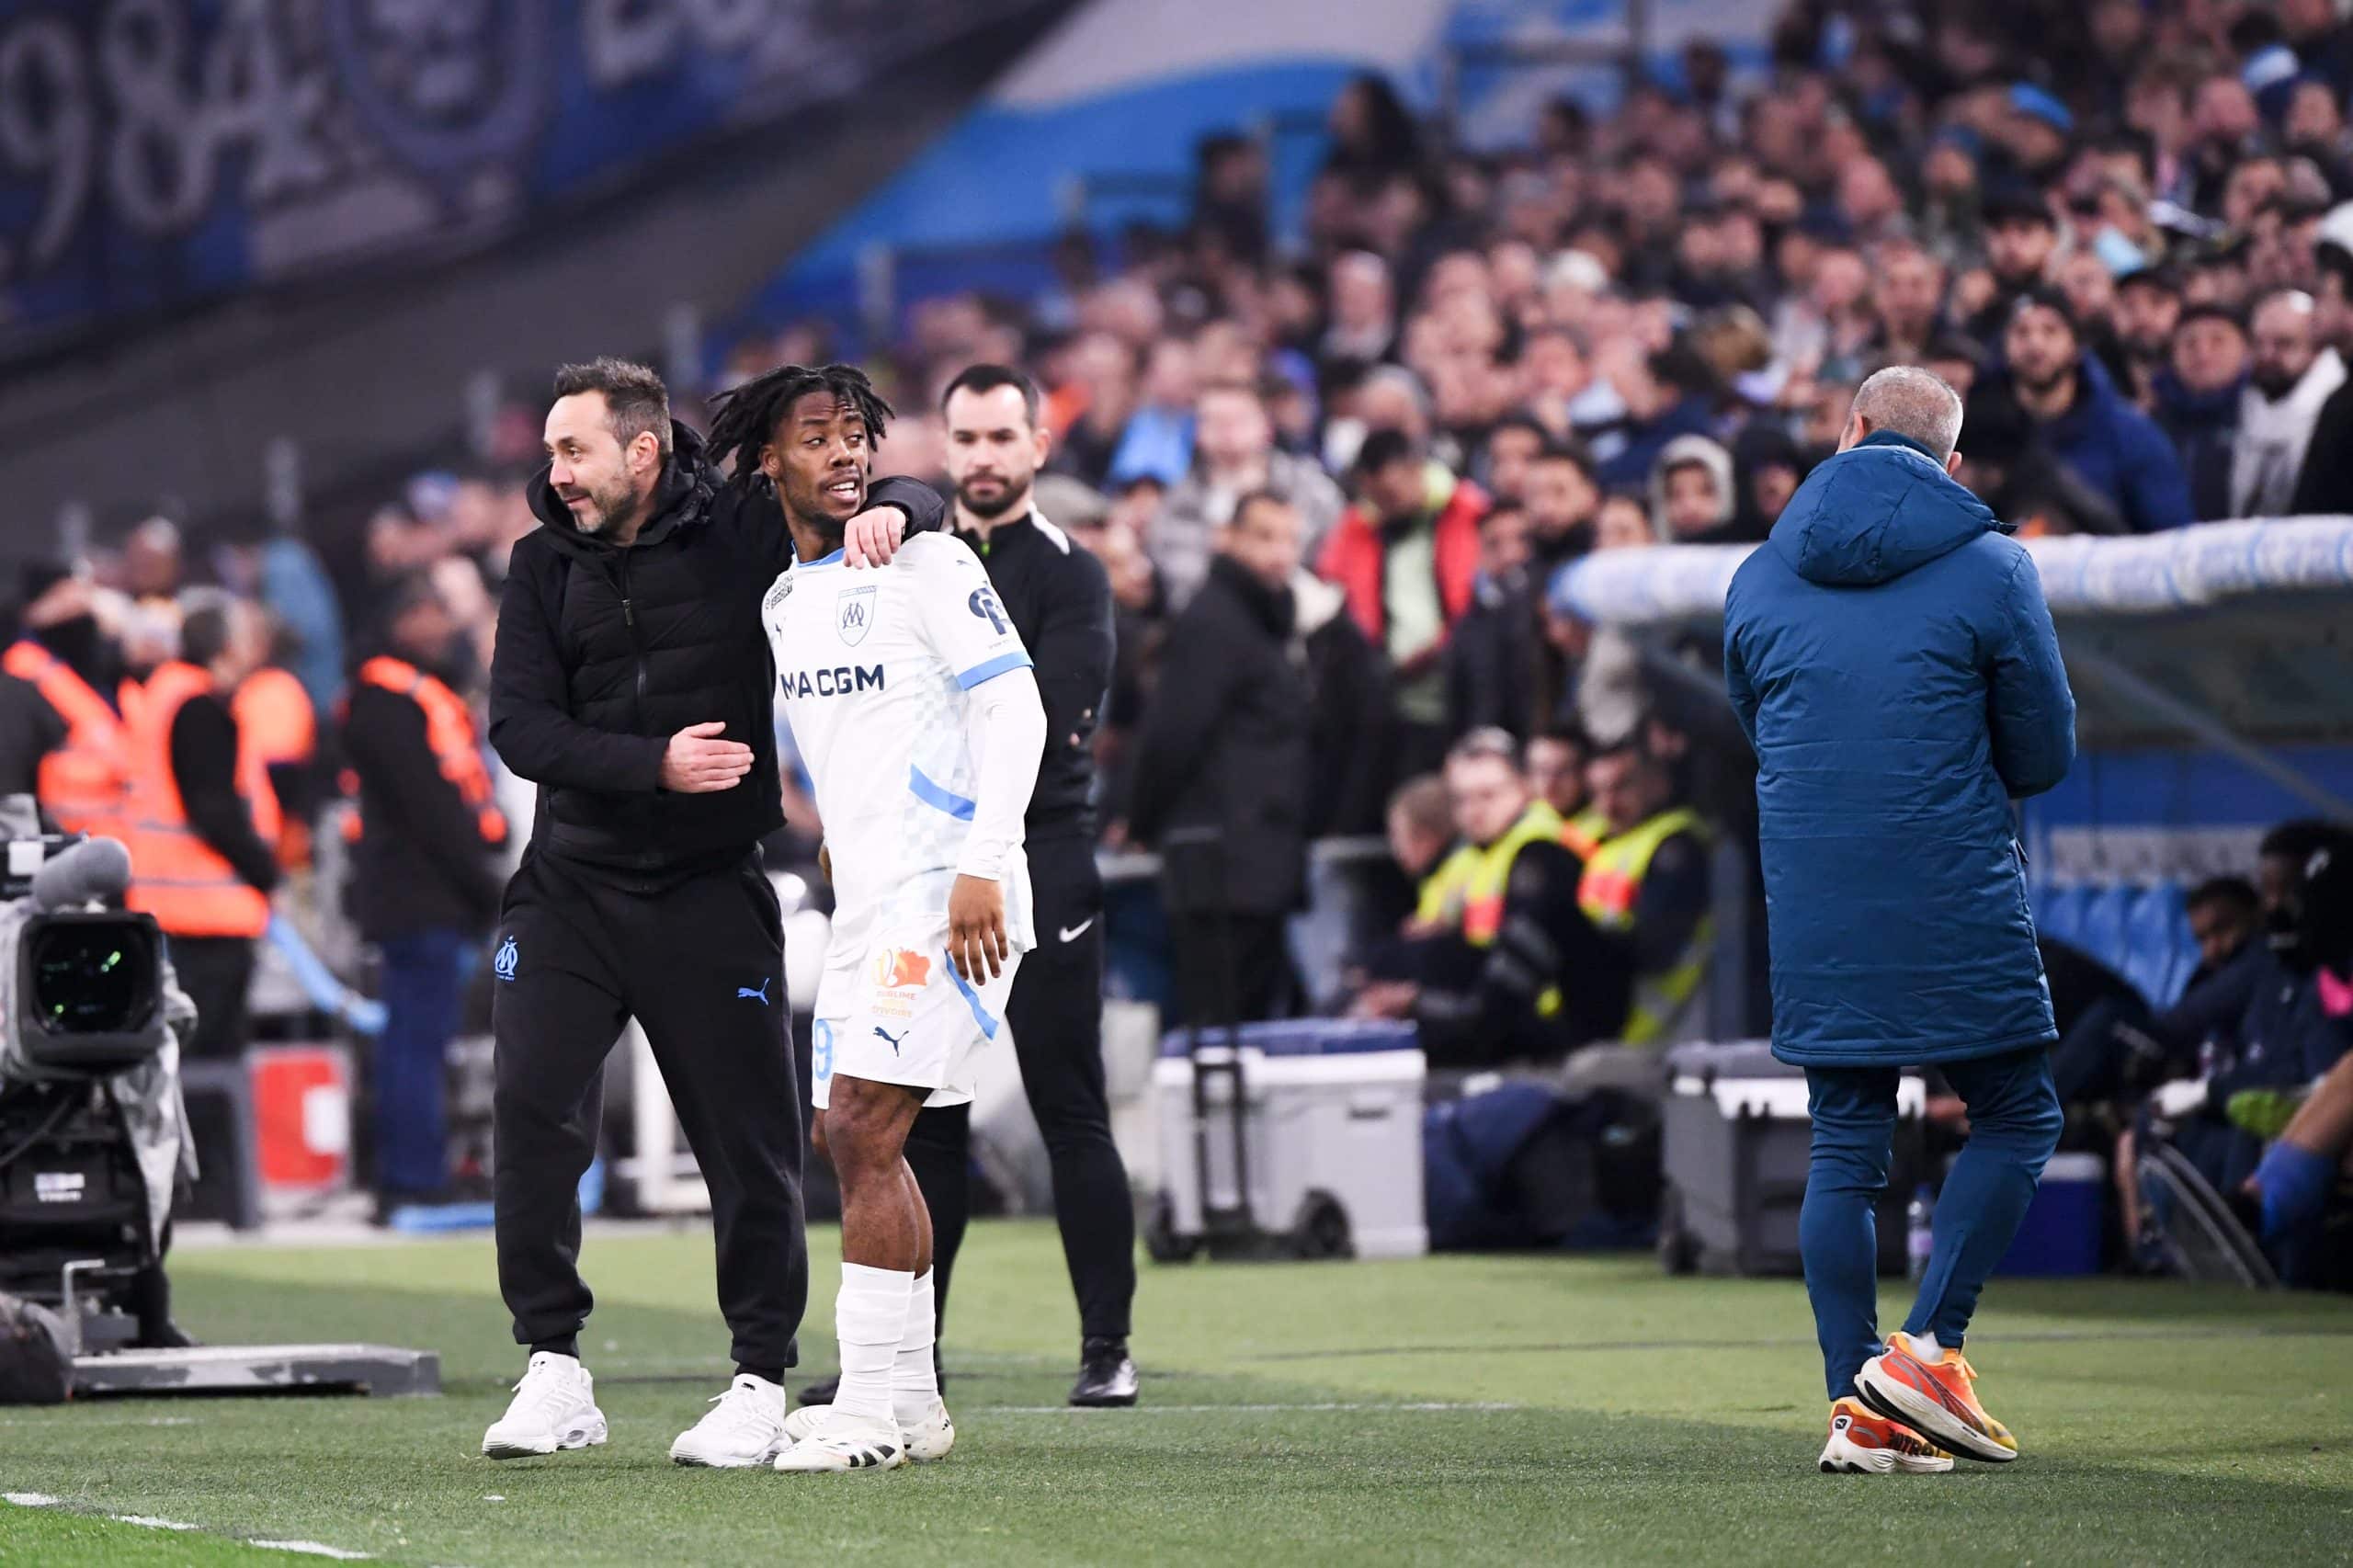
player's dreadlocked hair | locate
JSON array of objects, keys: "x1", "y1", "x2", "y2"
[{"x1": 705, "y1": 362, "x2": 895, "y2": 489}]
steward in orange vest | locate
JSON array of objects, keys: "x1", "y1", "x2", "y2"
[
  {"x1": 233, "y1": 662, "x2": 319, "y2": 870},
  {"x1": 338, "y1": 644, "x2": 509, "y2": 942},
  {"x1": 122, "y1": 597, "x2": 280, "y2": 1063},
  {"x1": 3, "y1": 638, "x2": 124, "y2": 838}
]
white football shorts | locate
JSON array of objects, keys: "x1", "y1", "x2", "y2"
[{"x1": 812, "y1": 920, "x2": 1023, "y2": 1109}]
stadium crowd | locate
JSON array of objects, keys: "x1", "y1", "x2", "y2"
[{"x1": 1, "y1": 0, "x2": 2347, "y2": 1280}]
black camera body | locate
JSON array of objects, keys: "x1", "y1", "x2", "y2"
[
  {"x1": 0, "y1": 825, "x2": 180, "y2": 1335},
  {"x1": 13, "y1": 909, "x2": 165, "y2": 1075}
]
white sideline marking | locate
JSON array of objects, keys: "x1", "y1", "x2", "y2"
[
  {"x1": 5, "y1": 1493, "x2": 60, "y2": 1506},
  {"x1": 979, "y1": 1401, "x2": 1518, "y2": 1415},
  {"x1": 114, "y1": 1515, "x2": 200, "y2": 1530},
  {"x1": 253, "y1": 1542, "x2": 373, "y2": 1560}
]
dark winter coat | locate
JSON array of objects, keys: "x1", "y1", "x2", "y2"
[
  {"x1": 1127, "y1": 555, "x2": 1311, "y2": 915},
  {"x1": 1723, "y1": 431, "x2": 2076, "y2": 1067},
  {"x1": 490, "y1": 423, "x2": 942, "y2": 888}
]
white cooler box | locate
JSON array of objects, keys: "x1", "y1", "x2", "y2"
[{"x1": 1149, "y1": 1020, "x2": 1427, "y2": 1261}]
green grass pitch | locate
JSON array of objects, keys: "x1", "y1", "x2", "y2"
[{"x1": 1, "y1": 1222, "x2": 2348, "y2": 1565}]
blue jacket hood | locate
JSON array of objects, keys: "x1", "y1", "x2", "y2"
[{"x1": 1769, "y1": 430, "x2": 2003, "y2": 587}]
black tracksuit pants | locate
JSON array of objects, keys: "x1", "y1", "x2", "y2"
[
  {"x1": 903, "y1": 833, "x2": 1136, "y2": 1344},
  {"x1": 490, "y1": 848, "x2": 805, "y2": 1373}
]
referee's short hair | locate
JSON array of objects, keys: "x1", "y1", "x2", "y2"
[{"x1": 942, "y1": 363, "x2": 1042, "y2": 426}]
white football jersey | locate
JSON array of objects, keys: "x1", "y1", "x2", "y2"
[{"x1": 762, "y1": 533, "x2": 1037, "y2": 1002}]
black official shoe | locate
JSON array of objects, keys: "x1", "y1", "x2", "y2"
[{"x1": 1069, "y1": 1337, "x2": 1138, "y2": 1407}]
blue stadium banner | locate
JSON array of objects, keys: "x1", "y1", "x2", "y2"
[{"x1": 0, "y1": 0, "x2": 1049, "y2": 359}]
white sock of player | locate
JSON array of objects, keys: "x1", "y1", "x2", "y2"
[
  {"x1": 892, "y1": 1267, "x2": 939, "y2": 1421},
  {"x1": 889, "y1": 1261, "x2": 936, "y2": 1412},
  {"x1": 832, "y1": 1263, "x2": 913, "y2": 1427},
  {"x1": 1906, "y1": 1332, "x2": 1943, "y2": 1360}
]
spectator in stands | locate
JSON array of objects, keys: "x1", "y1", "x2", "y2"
[
  {"x1": 1964, "y1": 189, "x2": 2063, "y2": 341},
  {"x1": 340, "y1": 575, "x2": 509, "y2": 1220},
  {"x1": 1522, "y1": 441, "x2": 1601, "y2": 569},
  {"x1": 2233, "y1": 290, "x2": 2347, "y2": 517},
  {"x1": 1446, "y1": 500, "x2": 1538, "y2": 742},
  {"x1": 1579, "y1": 738, "x2": 1712, "y2": 1046},
  {"x1": 1051, "y1": 333, "x2": 1141, "y2": 488},
  {"x1": 1127, "y1": 491, "x2": 1313, "y2": 1023},
  {"x1": 1153, "y1": 380, "x2": 1346, "y2": 610},
  {"x1": 1287, "y1": 508, "x2": 1392, "y2": 841},
  {"x1": 1480, "y1": 413, "x2": 1550, "y2": 503},
  {"x1": 1730, "y1": 422, "x2": 1809, "y2": 541},
  {"x1": 1983, "y1": 290, "x2": 2193, "y2": 531},
  {"x1": 1649, "y1": 434, "x2": 1739, "y2": 544},
  {"x1": 2154, "y1": 303, "x2": 2251, "y2": 520},
  {"x1": 1595, "y1": 346, "x2": 1719, "y2": 488},
  {"x1": 1108, "y1": 336, "x2": 1199, "y2": 487},
  {"x1": 1323, "y1": 251, "x2": 1398, "y2": 373},
  {"x1": 2114, "y1": 266, "x2": 2185, "y2": 392},
  {"x1": 2291, "y1": 239, "x2": 2353, "y2": 512},
  {"x1": 1321, "y1": 428, "x2": 1487, "y2": 775},
  {"x1": 1866, "y1": 241, "x2": 1948, "y2": 365},
  {"x1": 1592, "y1": 492, "x2": 1655, "y2": 551}
]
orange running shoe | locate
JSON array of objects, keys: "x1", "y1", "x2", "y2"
[
  {"x1": 1818, "y1": 1397, "x2": 1953, "y2": 1474},
  {"x1": 1857, "y1": 1332, "x2": 2019, "y2": 1463}
]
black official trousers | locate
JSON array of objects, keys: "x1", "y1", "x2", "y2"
[
  {"x1": 490, "y1": 848, "x2": 805, "y2": 1373},
  {"x1": 904, "y1": 832, "x2": 1136, "y2": 1344}
]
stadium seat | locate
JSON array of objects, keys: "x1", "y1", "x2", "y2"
[
  {"x1": 2032, "y1": 884, "x2": 2090, "y2": 948},
  {"x1": 2079, "y1": 885, "x2": 2134, "y2": 975},
  {"x1": 2121, "y1": 885, "x2": 2187, "y2": 1006}
]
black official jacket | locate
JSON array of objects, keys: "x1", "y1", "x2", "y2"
[
  {"x1": 953, "y1": 511, "x2": 1114, "y2": 840},
  {"x1": 490, "y1": 421, "x2": 943, "y2": 887},
  {"x1": 343, "y1": 670, "x2": 506, "y2": 940}
]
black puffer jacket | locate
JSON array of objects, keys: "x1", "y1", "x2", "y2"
[
  {"x1": 490, "y1": 423, "x2": 942, "y2": 887},
  {"x1": 1126, "y1": 555, "x2": 1311, "y2": 915}
]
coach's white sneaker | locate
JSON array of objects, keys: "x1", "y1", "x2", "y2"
[
  {"x1": 670, "y1": 1374, "x2": 790, "y2": 1468},
  {"x1": 771, "y1": 1408, "x2": 907, "y2": 1473},
  {"x1": 782, "y1": 1398, "x2": 954, "y2": 1463},
  {"x1": 482, "y1": 1352, "x2": 608, "y2": 1460}
]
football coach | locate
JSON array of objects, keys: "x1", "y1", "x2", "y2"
[
  {"x1": 479, "y1": 358, "x2": 940, "y2": 1468},
  {"x1": 1723, "y1": 366, "x2": 2075, "y2": 1473}
]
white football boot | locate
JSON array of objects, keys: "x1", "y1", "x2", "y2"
[
  {"x1": 782, "y1": 1397, "x2": 954, "y2": 1463},
  {"x1": 771, "y1": 1407, "x2": 907, "y2": 1473}
]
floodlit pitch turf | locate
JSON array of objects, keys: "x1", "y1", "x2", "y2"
[{"x1": 1, "y1": 1222, "x2": 2348, "y2": 1565}]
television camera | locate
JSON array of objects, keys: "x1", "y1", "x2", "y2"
[{"x1": 0, "y1": 798, "x2": 438, "y2": 1398}]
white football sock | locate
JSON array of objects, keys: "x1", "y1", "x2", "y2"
[
  {"x1": 832, "y1": 1263, "x2": 913, "y2": 1426},
  {"x1": 892, "y1": 1267, "x2": 939, "y2": 1421},
  {"x1": 1906, "y1": 1332, "x2": 1943, "y2": 1360}
]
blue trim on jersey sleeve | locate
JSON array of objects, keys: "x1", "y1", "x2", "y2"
[
  {"x1": 908, "y1": 765, "x2": 978, "y2": 821},
  {"x1": 956, "y1": 650, "x2": 1033, "y2": 688},
  {"x1": 944, "y1": 951, "x2": 1001, "y2": 1040}
]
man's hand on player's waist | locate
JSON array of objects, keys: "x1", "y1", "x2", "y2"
[
  {"x1": 948, "y1": 873, "x2": 1010, "y2": 982},
  {"x1": 844, "y1": 506, "x2": 910, "y2": 568},
  {"x1": 660, "y1": 722, "x2": 753, "y2": 792}
]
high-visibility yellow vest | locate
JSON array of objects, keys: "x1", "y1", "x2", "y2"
[
  {"x1": 1560, "y1": 805, "x2": 1608, "y2": 860},
  {"x1": 1415, "y1": 800, "x2": 1563, "y2": 946},
  {"x1": 1579, "y1": 806, "x2": 1711, "y2": 1045}
]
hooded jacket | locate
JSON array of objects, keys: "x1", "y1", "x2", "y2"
[
  {"x1": 1646, "y1": 433, "x2": 1737, "y2": 541},
  {"x1": 488, "y1": 422, "x2": 942, "y2": 887},
  {"x1": 1985, "y1": 352, "x2": 2192, "y2": 532},
  {"x1": 1722, "y1": 431, "x2": 2076, "y2": 1067}
]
